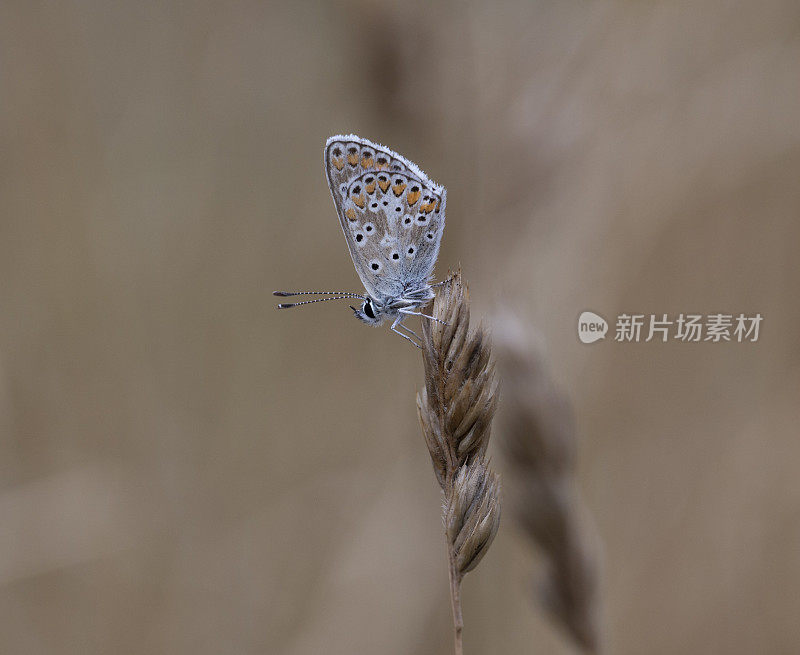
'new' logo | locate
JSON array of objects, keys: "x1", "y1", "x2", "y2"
[{"x1": 578, "y1": 311, "x2": 608, "y2": 344}]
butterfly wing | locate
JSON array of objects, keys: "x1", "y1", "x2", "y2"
[
  {"x1": 397, "y1": 185, "x2": 446, "y2": 290},
  {"x1": 324, "y1": 135, "x2": 446, "y2": 302}
]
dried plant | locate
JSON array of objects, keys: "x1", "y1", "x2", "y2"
[
  {"x1": 494, "y1": 312, "x2": 602, "y2": 653},
  {"x1": 416, "y1": 269, "x2": 501, "y2": 655}
]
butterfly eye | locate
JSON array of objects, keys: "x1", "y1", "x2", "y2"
[{"x1": 363, "y1": 299, "x2": 376, "y2": 318}]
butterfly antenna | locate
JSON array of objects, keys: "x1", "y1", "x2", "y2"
[
  {"x1": 276, "y1": 295, "x2": 361, "y2": 309},
  {"x1": 274, "y1": 290, "x2": 364, "y2": 298}
]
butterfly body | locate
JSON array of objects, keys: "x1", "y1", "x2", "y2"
[
  {"x1": 351, "y1": 286, "x2": 436, "y2": 326},
  {"x1": 276, "y1": 135, "x2": 447, "y2": 346}
]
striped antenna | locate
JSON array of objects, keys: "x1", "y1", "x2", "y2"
[
  {"x1": 276, "y1": 295, "x2": 362, "y2": 309},
  {"x1": 273, "y1": 290, "x2": 364, "y2": 298}
]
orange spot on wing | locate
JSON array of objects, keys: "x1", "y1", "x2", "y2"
[
  {"x1": 351, "y1": 193, "x2": 366, "y2": 209},
  {"x1": 377, "y1": 177, "x2": 390, "y2": 193},
  {"x1": 365, "y1": 181, "x2": 376, "y2": 194},
  {"x1": 345, "y1": 208, "x2": 357, "y2": 221},
  {"x1": 392, "y1": 182, "x2": 407, "y2": 197},
  {"x1": 420, "y1": 201, "x2": 435, "y2": 213},
  {"x1": 331, "y1": 157, "x2": 344, "y2": 170},
  {"x1": 361, "y1": 156, "x2": 374, "y2": 168},
  {"x1": 346, "y1": 148, "x2": 359, "y2": 166},
  {"x1": 406, "y1": 190, "x2": 420, "y2": 206}
]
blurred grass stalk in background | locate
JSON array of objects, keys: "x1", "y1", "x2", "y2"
[{"x1": 496, "y1": 313, "x2": 602, "y2": 652}]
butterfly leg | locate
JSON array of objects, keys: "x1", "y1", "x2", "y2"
[
  {"x1": 391, "y1": 315, "x2": 422, "y2": 348},
  {"x1": 395, "y1": 320, "x2": 421, "y2": 341},
  {"x1": 398, "y1": 308, "x2": 448, "y2": 326}
]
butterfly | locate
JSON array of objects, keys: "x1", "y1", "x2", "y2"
[{"x1": 275, "y1": 135, "x2": 447, "y2": 346}]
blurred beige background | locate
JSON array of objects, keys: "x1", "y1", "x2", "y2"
[{"x1": 1, "y1": 1, "x2": 799, "y2": 653}]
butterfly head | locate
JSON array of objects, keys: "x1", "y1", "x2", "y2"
[{"x1": 350, "y1": 297, "x2": 386, "y2": 326}]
